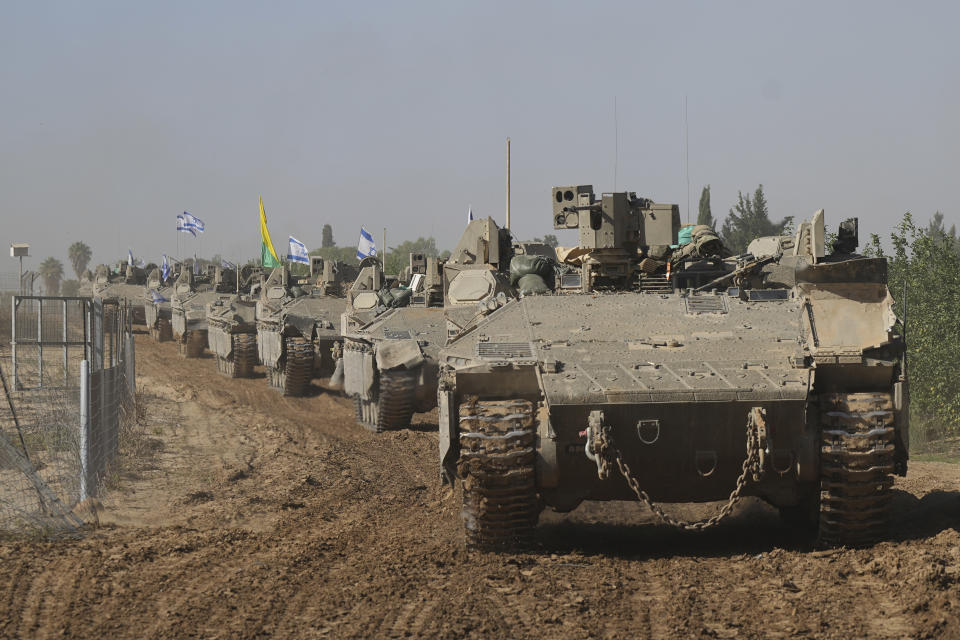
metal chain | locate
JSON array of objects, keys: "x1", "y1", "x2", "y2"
[{"x1": 593, "y1": 407, "x2": 765, "y2": 531}]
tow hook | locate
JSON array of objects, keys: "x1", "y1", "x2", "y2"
[{"x1": 583, "y1": 410, "x2": 605, "y2": 475}]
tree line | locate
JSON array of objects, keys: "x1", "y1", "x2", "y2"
[
  {"x1": 696, "y1": 184, "x2": 793, "y2": 254},
  {"x1": 866, "y1": 212, "x2": 960, "y2": 444}
]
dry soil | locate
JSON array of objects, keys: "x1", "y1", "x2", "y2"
[{"x1": 1, "y1": 334, "x2": 958, "y2": 639}]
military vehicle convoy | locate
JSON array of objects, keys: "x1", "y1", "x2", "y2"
[
  {"x1": 170, "y1": 264, "x2": 236, "y2": 358},
  {"x1": 257, "y1": 258, "x2": 355, "y2": 396},
  {"x1": 206, "y1": 266, "x2": 264, "y2": 378},
  {"x1": 438, "y1": 185, "x2": 907, "y2": 550}
]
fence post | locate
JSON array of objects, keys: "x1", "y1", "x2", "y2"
[
  {"x1": 37, "y1": 297, "x2": 42, "y2": 388},
  {"x1": 125, "y1": 331, "x2": 136, "y2": 397},
  {"x1": 79, "y1": 359, "x2": 91, "y2": 502},
  {"x1": 62, "y1": 299, "x2": 68, "y2": 387},
  {"x1": 11, "y1": 296, "x2": 16, "y2": 389}
]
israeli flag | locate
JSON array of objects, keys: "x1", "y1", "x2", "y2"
[
  {"x1": 161, "y1": 254, "x2": 170, "y2": 281},
  {"x1": 150, "y1": 289, "x2": 169, "y2": 304},
  {"x1": 177, "y1": 214, "x2": 197, "y2": 236},
  {"x1": 357, "y1": 226, "x2": 377, "y2": 259},
  {"x1": 287, "y1": 236, "x2": 310, "y2": 265},
  {"x1": 468, "y1": 205, "x2": 473, "y2": 223},
  {"x1": 182, "y1": 212, "x2": 205, "y2": 233},
  {"x1": 128, "y1": 249, "x2": 134, "y2": 267},
  {"x1": 221, "y1": 258, "x2": 236, "y2": 270}
]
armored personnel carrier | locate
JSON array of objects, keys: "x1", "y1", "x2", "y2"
[
  {"x1": 438, "y1": 185, "x2": 907, "y2": 550},
  {"x1": 90, "y1": 263, "x2": 149, "y2": 325},
  {"x1": 170, "y1": 264, "x2": 236, "y2": 358},
  {"x1": 342, "y1": 220, "x2": 516, "y2": 432},
  {"x1": 206, "y1": 266, "x2": 264, "y2": 377},
  {"x1": 342, "y1": 226, "x2": 513, "y2": 432},
  {"x1": 144, "y1": 265, "x2": 178, "y2": 342},
  {"x1": 257, "y1": 258, "x2": 356, "y2": 396}
]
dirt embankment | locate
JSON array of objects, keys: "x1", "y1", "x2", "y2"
[{"x1": 0, "y1": 334, "x2": 958, "y2": 639}]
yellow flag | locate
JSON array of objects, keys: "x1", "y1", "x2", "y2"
[{"x1": 259, "y1": 195, "x2": 281, "y2": 267}]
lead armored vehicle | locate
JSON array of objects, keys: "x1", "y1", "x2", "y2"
[
  {"x1": 439, "y1": 185, "x2": 907, "y2": 550},
  {"x1": 257, "y1": 258, "x2": 356, "y2": 396},
  {"x1": 342, "y1": 228, "x2": 513, "y2": 432},
  {"x1": 170, "y1": 264, "x2": 236, "y2": 358},
  {"x1": 206, "y1": 266, "x2": 264, "y2": 377}
]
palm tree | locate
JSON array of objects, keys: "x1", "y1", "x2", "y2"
[
  {"x1": 67, "y1": 241, "x2": 92, "y2": 279},
  {"x1": 38, "y1": 257, "x2": 64, "y2": 295}
]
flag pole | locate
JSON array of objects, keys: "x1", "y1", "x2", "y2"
[{"x1": 506, "y1": 137, "x2": 511, "y2": 230}]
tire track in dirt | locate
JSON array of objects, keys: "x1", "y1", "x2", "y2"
[{"x1": 0, "y1": 334, "x2": 956, "y2": 639}]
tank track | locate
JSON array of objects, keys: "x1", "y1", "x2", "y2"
[
  {"x1": 277, "y1": 336, "x2": 314, "y2": 397},
  {"x1": 818, "y1": 391, "x2": 896, "y2": 547},
  {"x1": 178, "y1": 329, "x2": 208, "y2": 358},
  {"x1": 232, "y1": 332, "x2": 257, "y2": 378},
  {"x1": 215, "y1": 332, "x2": 258, "y2": 378},
  {"x1": 356, "y1": 369, "x2": 419, "y2": 433},
  {"x1": 457, "y1": 398, "x2": 540, "y2": 550},
  {"x1": 157, "y1": 317, "x2": 172, "y2": 342}
]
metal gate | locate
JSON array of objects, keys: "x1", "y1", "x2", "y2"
[{"x1": 10, "y1": 295, "x2": 128, "y2": 390}]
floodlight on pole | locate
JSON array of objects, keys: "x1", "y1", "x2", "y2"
[{"x1": 10, "y1": 243, "x2": 29, "y2": 295}]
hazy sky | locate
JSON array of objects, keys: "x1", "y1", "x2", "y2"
[{"x1": 2, "y1": 0, "x2": 957, "y2": 275}]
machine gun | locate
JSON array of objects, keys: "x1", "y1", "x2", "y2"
[{"x1": 692, "y1": 254, "x2": 777, "y2": 293}]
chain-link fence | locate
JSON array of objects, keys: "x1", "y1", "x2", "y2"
[{"x1": 0, "y1": 296, "x2": 135, "y2": 536}]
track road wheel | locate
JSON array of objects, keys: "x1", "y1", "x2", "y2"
[
  {"x1": 282, "y1": 336, "x2": 314, "y2": 397},
  {"x1": 457, "y1": 398, "x2": 540, "y2": 551},
  {"x1": 818, "y1": 391, "x2": 895, "y2": 547}
]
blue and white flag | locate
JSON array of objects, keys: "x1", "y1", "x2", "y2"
[
  {"x1": 193, "y1": 256, "x2": 200, "y2": 275},
  {"x1": 161, "y1": 254, "x2": 170, "y2": 281},
  {"x1": 357, "y1": 226, "x2": 377, "y2": 259},
  {"x1": 177, "y1": 214, "x2": 197, "y2": 237},
  {"x1": 128, "y1": 249, "x2": 134, "y2": 267},
  {"x1": 287, "y1": 236, "x2": 310, "y2": 265},
  {"x1": 182, "y1": 212, "x2": 205, "y2": 233},
  {"x1": 468, "y1": 205, "x2": 473, "y2": 223},
  {"x1": 221, "y1": 258, "x2": 236, "y2": 270},
  {"x1": 137, "y1": 258, "x2": 146, "y2": 268},
  {"x1": 150, "y1": 289, "x2": 169, "y2": 304}
]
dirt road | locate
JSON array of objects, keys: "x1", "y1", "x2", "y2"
[{"x1": 1, "y1": 334, "x2": 958, "y2": 639}]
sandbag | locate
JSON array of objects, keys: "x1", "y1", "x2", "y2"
[
  {"x1": 647, "y1": 245, "x2": 672, "y2": 261},
  {"x1": 516, "y1": 273, "x2": 550, "y2": 295},
  {"x1": 509, "y1": 255, "x2": 554, "y2": 286}
]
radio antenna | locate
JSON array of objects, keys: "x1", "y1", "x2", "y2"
[
  {"x1": 684, "y1": 95, "x2": 691, "y2": 224},
  {"x1": 613, "y1": 96, "x2": 619, "y2": 191}
]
